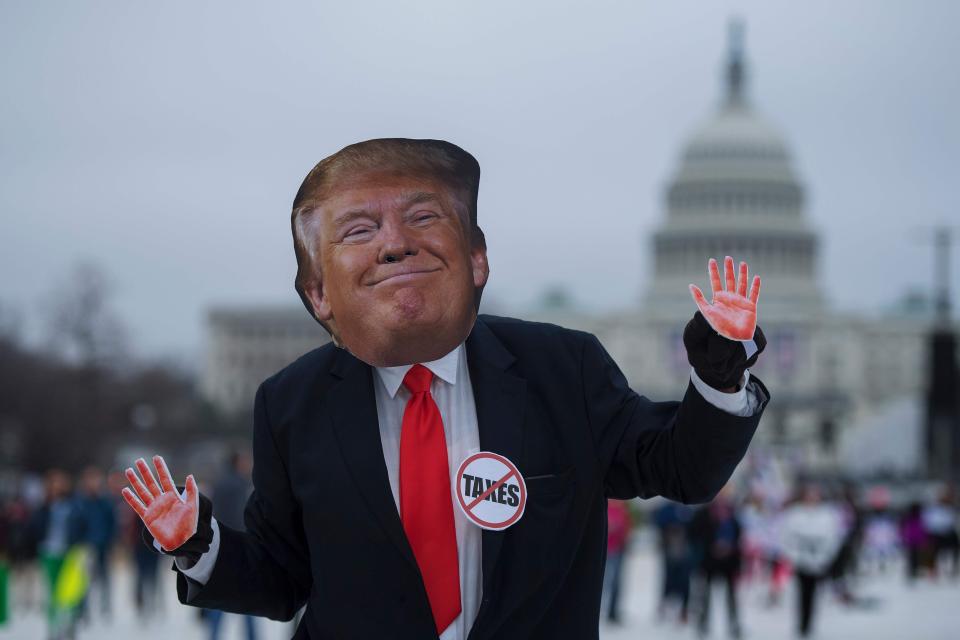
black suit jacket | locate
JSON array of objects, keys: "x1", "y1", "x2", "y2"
[{"x1": 177, "y1": 314, "x2": 769, "y2": 639}]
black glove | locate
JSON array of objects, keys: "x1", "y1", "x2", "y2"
[
  {"x1": 140, "y1": 488, "x2": 214, "y2": 569},
  {"x1": 683, "y1": 311, "x2": 766, "y2": 391}
]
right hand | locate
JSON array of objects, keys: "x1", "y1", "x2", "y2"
[
  {"x1": 122, "y1": 455, "x2": 200, "y2": 552},
  {"x1": 688, "y1": 256, "x2": 761, "y2": 341}
]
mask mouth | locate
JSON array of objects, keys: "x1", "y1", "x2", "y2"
[{"x1": 370, "y1": 267, "x2": 440, "y2": 286}]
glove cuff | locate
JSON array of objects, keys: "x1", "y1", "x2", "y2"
[{"x1": 139, "y1": 491, "x2": 214, "y2": 565}]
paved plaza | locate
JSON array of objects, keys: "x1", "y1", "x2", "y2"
[{"x1": 2, "y1": 541, "x2": 957, "y2": 640}]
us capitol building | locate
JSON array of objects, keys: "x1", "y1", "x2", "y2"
[{"x1": 202, "y1": 26, "x2": 938, "y2": 474}]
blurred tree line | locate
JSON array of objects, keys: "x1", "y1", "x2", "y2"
[{"x1": 0, "y1": 262, "x2": 240, "y2": 473}]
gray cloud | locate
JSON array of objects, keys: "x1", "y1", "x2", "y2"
[{"x1": 2, "y1": 1, "x2": 958, "y2": 358}]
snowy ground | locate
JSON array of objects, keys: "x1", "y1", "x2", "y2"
[
  {"x1": 600, "y1": 546, "x2": 960, "y2": 640},
  {"x1": 2, "y1": 541, "x2": 958, "y2": 640}
]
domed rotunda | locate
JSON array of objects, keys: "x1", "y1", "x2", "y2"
[{"x1": 644, "y1": 22, "x2": 823, "y2": 321}]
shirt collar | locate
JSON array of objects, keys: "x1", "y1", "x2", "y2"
[{"x1": 374, "y1": 341, "x2": 463, "y2": 399}]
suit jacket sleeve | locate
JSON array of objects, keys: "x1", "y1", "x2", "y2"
[
  {"x1": 174, "y1": 380, "x2": 312, "y2": 621},
  {"x1": 582, "y1": 333, "x2": 769, "y2": 504}
]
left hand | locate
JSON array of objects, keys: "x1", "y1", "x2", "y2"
[
  {"x1": 689, "y1": 256, "x2": 760, "y2": 341},
  {"x1": 683, "y1": 310, "x2": 766, "y2": 391},
  {"x1": 684, "y1": 256, "x2": 765, "y2": 391}
]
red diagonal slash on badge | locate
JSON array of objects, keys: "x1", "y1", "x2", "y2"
[{"x1": 465, "y1": 468, "x2": 517, "y2": 511}]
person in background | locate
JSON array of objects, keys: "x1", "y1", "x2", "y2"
[
  {"x1": 900, "y1": 502, "x2": 929, "y2": 583},
  {"x1": 207, "y1": 451, "x2": 257, "y2": 640},
  {"x1": 827, "y1": 484, "x2": 863, "y2": 605},
  {"x1": 737, "y1": 490, "x2": 764, "y2": 584},
  {"x1": 106, "y1": 470, "x2": 135, "y2": 556},
  {"x1": 5, "y1": 479, "x2": 41, "y2": 615},
  {"x1": 861, "y1": 486, "x2": 899, "y2": 574},
  {"x1": 131, "y1": 515, "x2": 162, "y2": 621},
  {"x1": 923, "y1": 485, "x2": 959, "y2": 580},
  {"x1": 689, "y1": 485, "x2": 742, "y2": 639},
  {"x1": 744, "y1": 490, "x2": 788, "y2": 607},
  {"x1": 0, "y1": 494, "x2": 9, "y2": 627},
  {"x1": 781, "y1": 483, "x2": 844, "y2": 638},
  {"x1": 652, "y1": 500, "x2": 693, "y2": 624},
  {"x1": 30, "y1": 470, "x2": 86, "y2": 640},
  {"x1": 76, "y1": 466, "x2": 117, "y2": 622},
  {"x1": 601, "y1": 499, "x2": 631, "y2": 625}
]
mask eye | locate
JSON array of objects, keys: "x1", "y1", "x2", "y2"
[
  {"x1": 412, "y1": 211, "x2": 438, "y2": 224},
  {"x1": 344, "y1": 226, "x2": 374, "y2": 239}
]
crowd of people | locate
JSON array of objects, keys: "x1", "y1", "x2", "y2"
[
  {"x1": 604, "y1": 481, "x2": 960, "y2": 638},
  {"x1": 2, "y1": 462, "x2": 957, "y2": 640},
  {"x1": 0, "y1": 467, "x2": 130, "y2": 639},
  {"x1": 0, "y1": 454, "x2": 257, "y2": 640}
]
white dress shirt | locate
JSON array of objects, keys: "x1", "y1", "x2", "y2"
[
  {"x1": 179, "y1": 339, "x2": 759, "y2": 640},
  {"x1": 372, "y1": 342, "x2": 483, "y2": 640}
]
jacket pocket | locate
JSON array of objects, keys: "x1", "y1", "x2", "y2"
[{"x1": 524, "y1": 466, "x2": 576, "y2": 498}]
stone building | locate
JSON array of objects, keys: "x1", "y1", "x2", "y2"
[
  {"x1": 201, "y1": 24, "x2": 944, "y2": 474},
  {"x1": 528, "y1": 23, "x2": 935, "y2": 472},
  {"x1": 201, "y1": 306, "x2": 330, "y2": 414}
]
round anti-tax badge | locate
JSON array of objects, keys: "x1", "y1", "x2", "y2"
[{"x1": 455, "y1": 451, "x2": 526, "y2": 531}]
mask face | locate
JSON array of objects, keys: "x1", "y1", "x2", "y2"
[{"x1": 305, "y1": 170, "x2": 488, "y2": 366}]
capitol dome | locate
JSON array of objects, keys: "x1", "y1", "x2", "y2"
[
  {"x1": 678, "y1": 107, "x2": 795, "y2": 184},
  {"x1": 644, "y1": 22, "x2": 823, "y2": 321}
]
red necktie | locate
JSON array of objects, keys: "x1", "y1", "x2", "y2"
[{"x1": 400, "y1": 364, "x2": 462, "y2": 634}]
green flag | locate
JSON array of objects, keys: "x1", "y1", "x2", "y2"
[{"x1": 0, "y1": 560, "x2": 8, "y2": 625}]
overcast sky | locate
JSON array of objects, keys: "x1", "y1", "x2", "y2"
[{"x1": 2, "y1": 1, "x2": 958, "y2": 361}]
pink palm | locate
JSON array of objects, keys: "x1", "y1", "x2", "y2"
[
  {"x1": 689, "y1": 256, "x2": 761, "y2": 341},
  {"x1": 121, "y1": 455, "x2": 199, "y2": 552}
]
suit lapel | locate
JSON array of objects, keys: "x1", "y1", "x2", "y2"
[
  {"x1": 465, "y1": 317, "x2": 527, "y2": 596},
  {"x1": 322, "y1": 317, "x2": 529, "y2": 599},
  {"x1": 325, "y1": 348, "x2": 417, "y2": 571}
]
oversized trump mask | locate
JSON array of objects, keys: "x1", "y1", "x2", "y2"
[{"x1": 291, "y1": 139, "x2": 490, "y2": 367}]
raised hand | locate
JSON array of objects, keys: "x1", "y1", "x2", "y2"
[
  {"x1": 689, "y1": 256, "x2": 761, "y2": 341},
  {"x1": 121, "y1": 455, "x2": 199, "y2": 552}
]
